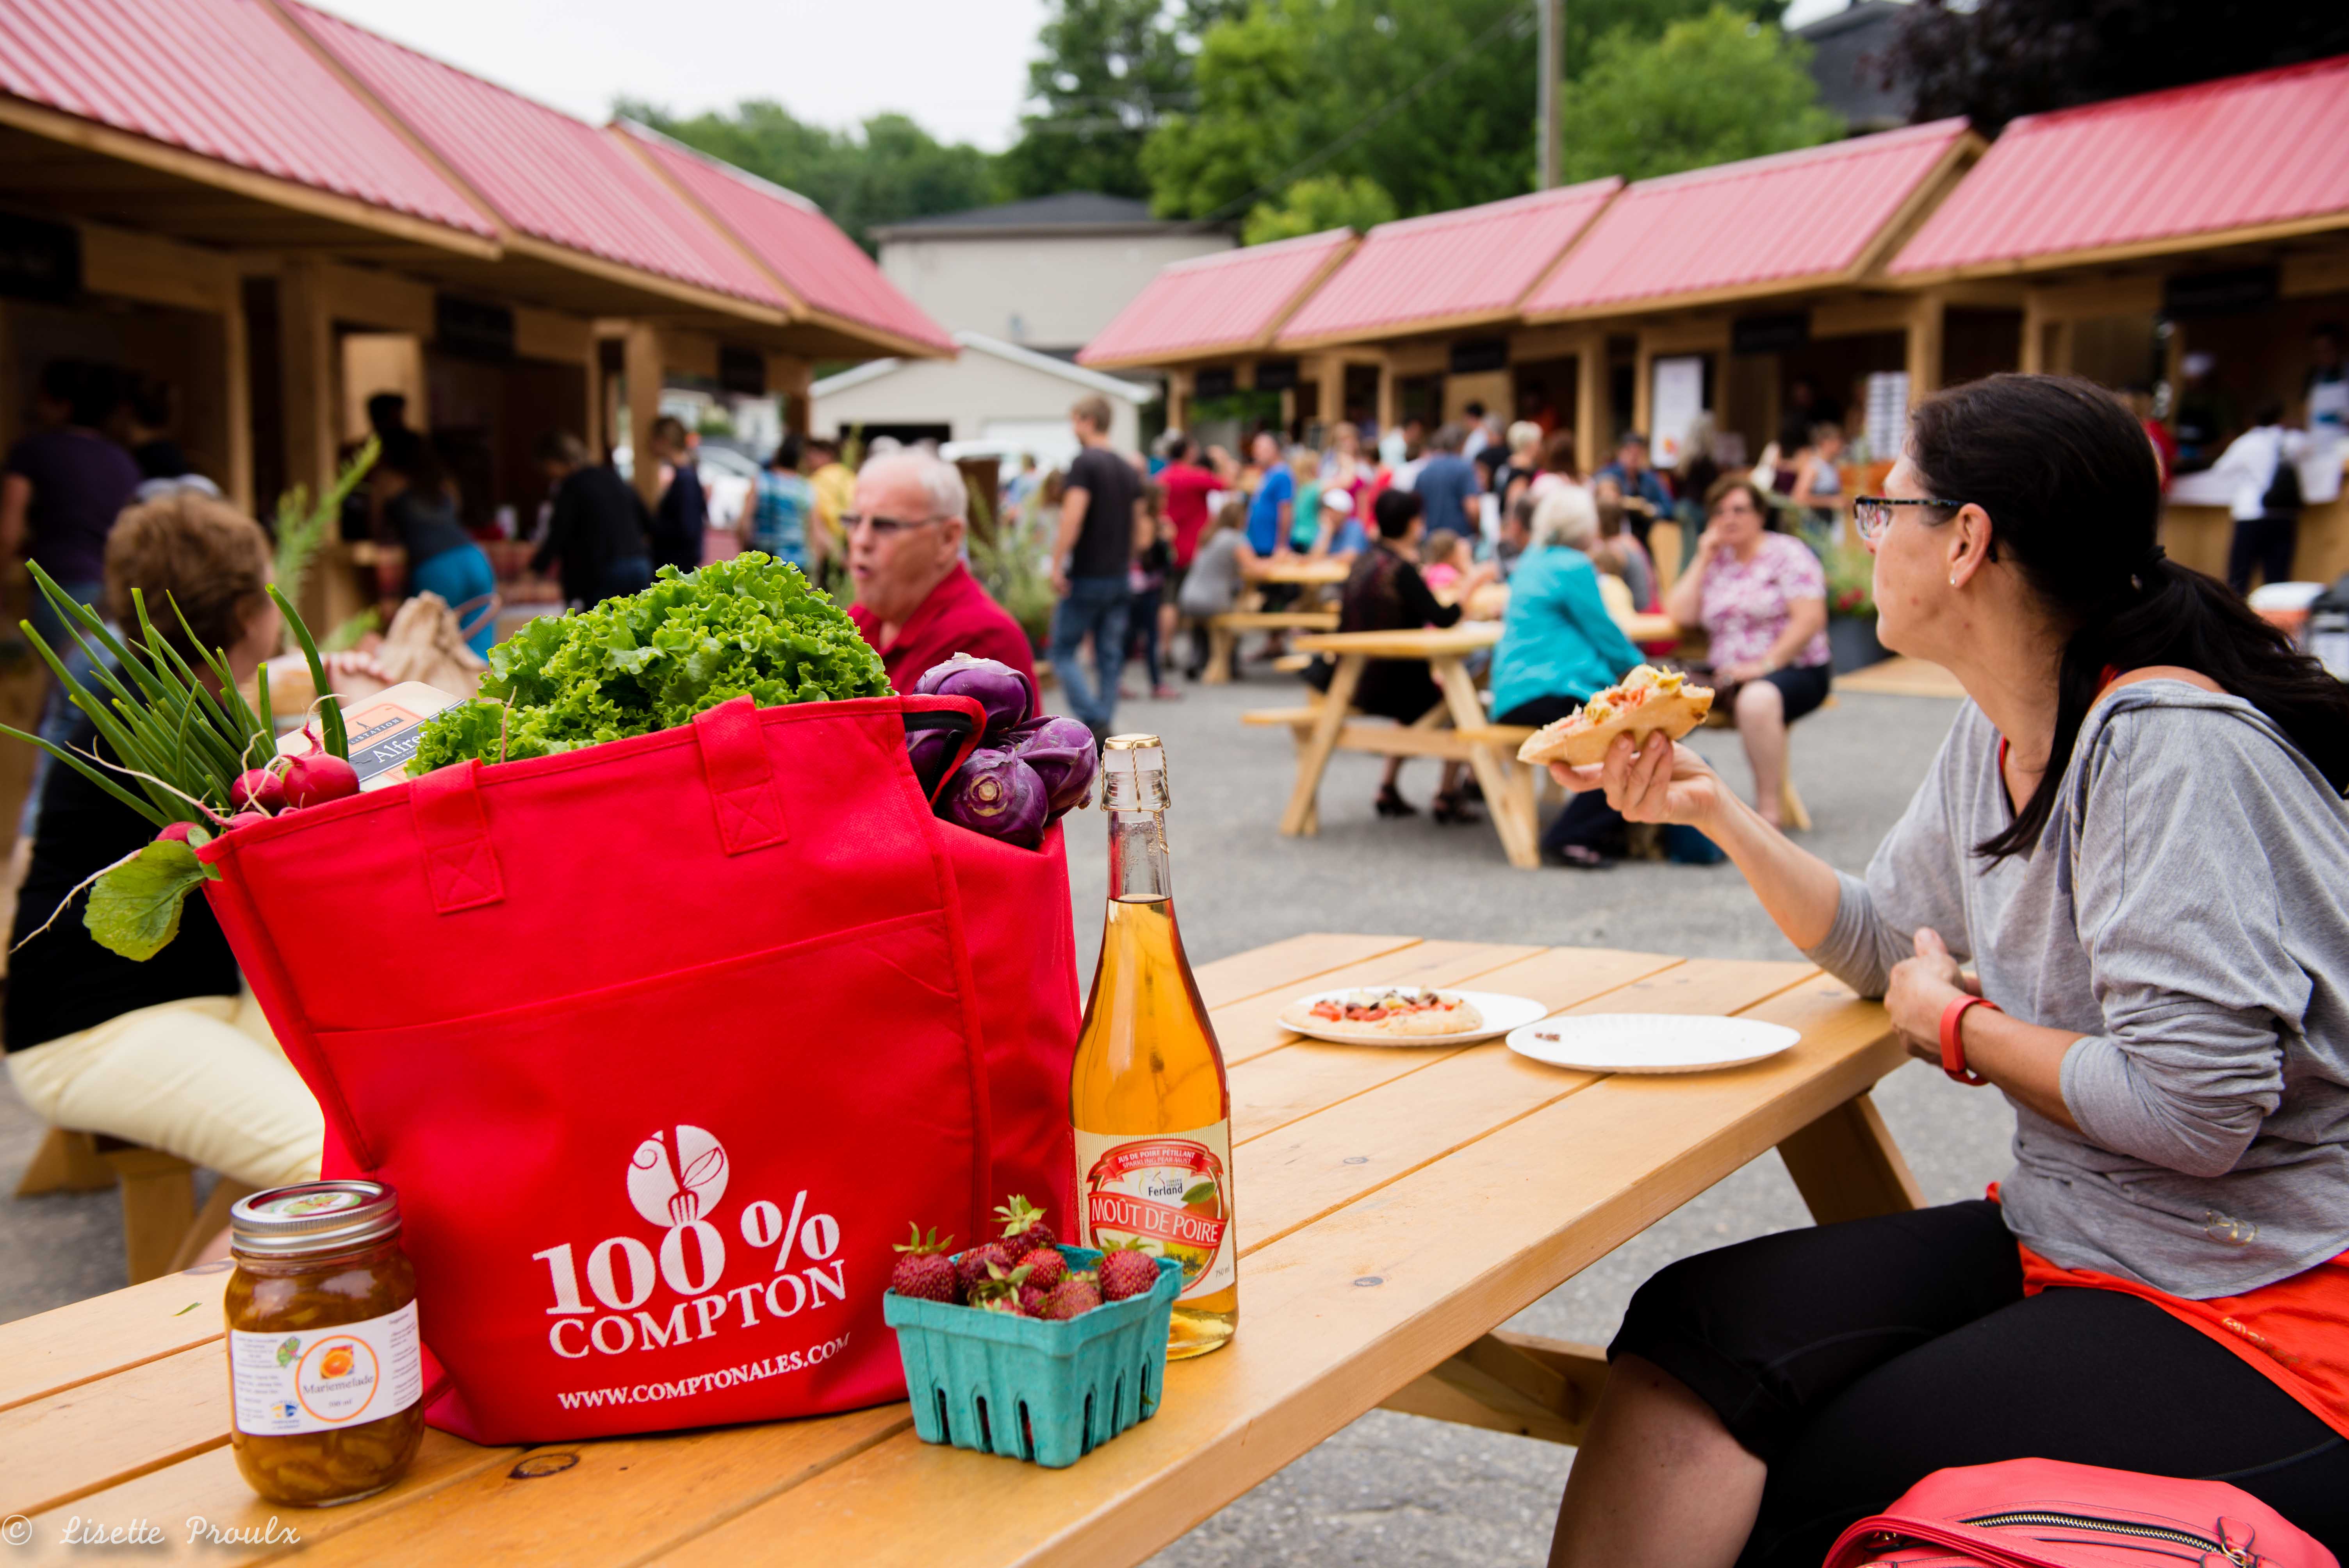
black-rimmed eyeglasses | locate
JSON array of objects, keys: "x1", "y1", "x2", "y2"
[{"x1": 1852, "y1": 495, "x2": 1965, "y2": 545}]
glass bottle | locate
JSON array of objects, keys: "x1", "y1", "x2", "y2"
[
  {"x1": 225, "y1": 1180, "x2": 426, "y2": 1506},
  {"x1": 1070, "y1": 734, "x2": 1237, "y2": 1359}
]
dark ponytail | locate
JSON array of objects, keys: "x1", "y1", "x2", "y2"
[{"x1": 1905, "y1": 374, "x2": 2349, "y2": 862}]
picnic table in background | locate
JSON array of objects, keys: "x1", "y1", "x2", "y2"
[
  {"x1": 1255, "y1": 608, "x2": 1679, "y2": 868},
  {"x1": 1199, "y1": 556, "x2": 1353, "y2": 684},
  {"x1": 0, "y1": 933, "x2": 1915, "y2": 1567}
]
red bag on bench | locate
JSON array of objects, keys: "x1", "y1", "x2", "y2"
[{"x1": 195, "y1": 693, "x2": 1081, "y2": 1443}]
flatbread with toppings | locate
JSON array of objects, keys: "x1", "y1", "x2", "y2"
[
  {"x1": 1280, "y1": 987, "x2": 1486, "y2": 1038},
  {"x1": 1516, "y1": 665, "x2": 1713, "y2": 768}
]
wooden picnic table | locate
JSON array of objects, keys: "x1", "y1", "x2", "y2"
[
  {"x1": 1274, "y1": 615, "x2": 1677, "y2": 867},
  {"x1": 1254, "y1": 557, "x2": 1351, "y2": 587},
  {"x1": 0, "y1": 932, "x2": 1915, "y2": 1567}
]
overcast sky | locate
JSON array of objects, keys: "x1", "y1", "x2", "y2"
[
  {"x1": 308, "y1": 0, "x2": 1053, "y2": 150},
  {"x1": 309, "y1": 0, "x2": 1857, "y2": 150}
]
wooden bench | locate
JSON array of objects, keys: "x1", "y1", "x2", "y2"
[
  {"x1": 1244, "y1": 696, "x2": 1543, "y2": 858},
  {"x1": 1202, "y1": 609, "x2": 1339, "y2": 685},
  {"x1": 16, "y1": 1126, "x2": 255, "y2": 1283}
]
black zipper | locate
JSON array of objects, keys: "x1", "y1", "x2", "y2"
[{"x1": 1962, "y1": 1509, "x2": 2250, "y2": 1562}]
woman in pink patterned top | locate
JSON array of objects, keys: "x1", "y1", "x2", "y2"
[{"x1": 1662, "y1": 477, "x2": 1831, "y2": 827}]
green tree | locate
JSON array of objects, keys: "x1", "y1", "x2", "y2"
[
  {"x1": 1556, "y1": 7, "x2": 1841, "y2": 185},
  {"x1": 1241, "y1": 175, "x2": 1397, "y2": 244},
  {"x1": 998, "y1": 0, "x2": 1244, "y2": 201},
  {"x1": 620, "y1": 100, "x2": 998, "y2": 251}
]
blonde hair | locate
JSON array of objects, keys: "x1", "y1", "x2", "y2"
[
  {"x1": 1507, "y1": 420, "x2": 1542, "y2": 457},
  {"x1": 1530, "y1": 484, "x2": 1599, "y2": 552},
  {"x1": 1289, "y1": 446, "x2": 1321, "y2": 480}
]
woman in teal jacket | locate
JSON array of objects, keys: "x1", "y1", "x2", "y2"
[{"x1": 1490, "y1": 485, "x2": 1645, "y2": 867}]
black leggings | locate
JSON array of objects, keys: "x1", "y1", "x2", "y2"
[
  {"x1": 1497, "y1": 696, "x2": 1621, "y2": 855},
  {"x1": 1610, "y1": 1201, "x2": 2349, "y2": 1566}
]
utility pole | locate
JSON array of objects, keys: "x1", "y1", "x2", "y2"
[{"x1": 1536, "y1": 0, "x2": 1563, "y2": 189}]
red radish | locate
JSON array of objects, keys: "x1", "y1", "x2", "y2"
[
  {"x1": 281, "y1": 752, "x2": 359, "y2": 807},
  {"x1": 230, "y1": 768, "x2": 284, "y2": 813},
  {"x1": 155, "y1": 821, "x2": 197, "y2": 845},
  {"x1": 226, "y1": 811, "x2": 271, "y2": 832}
]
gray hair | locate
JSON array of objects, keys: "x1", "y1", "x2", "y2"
[
  {"x1": 858, "y1": 447, "x2": 967, "y2": 522},
  {"x1": 1531, "y1": 483, "x2": 1598, "y2": 552}
]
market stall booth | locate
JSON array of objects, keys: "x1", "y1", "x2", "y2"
[
  {"x1": 1519, "y1": 120, "x2": 1986, "y2": 476},
  {"x1": 1077, "y1": 229, "x2": 1358, "y2": 453},
  {"x1": 1889, "y1": 55, "x2": 2349, "y2": 589},
  {"x1": 0, "y1": 0, "x2": 949, "y2": 638},
  {"x1": 1269, "y1": 180, "x2": 1620, "y2": 451}
]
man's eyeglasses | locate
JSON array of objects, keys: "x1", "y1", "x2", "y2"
[
  {"x1": 1852, "y1": 495, "x2": 1965, "y2": 545},
  {"x1": 842, "y1": 512, "x2": 950, "y2": 538}
]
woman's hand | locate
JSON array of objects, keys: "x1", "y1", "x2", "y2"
[
  {"x1": 1718, "y1": 660, "x2": 1769, "y2": 686},
  {"x1": 1884, "y1": 927, "x2": 1978, "y2": 1064},
  {"x1": 1550, "y1": 734, "x2": 1725, "y2": 828}
]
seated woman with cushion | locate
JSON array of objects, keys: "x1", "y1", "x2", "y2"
[
  {"x1": 7, "y1": 494, "x2": 324, "y2": 1214},
  {"x1": 1662, "y1": 477, "x2": 1831, "y2": 829},
  {"x1": 1545, "y1": 374, "x2": 2349, "y2": 1565}
]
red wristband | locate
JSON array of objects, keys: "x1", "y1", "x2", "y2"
[{"x1": 1939, "y1": 995, "x2": 1999, "y2": 1085}]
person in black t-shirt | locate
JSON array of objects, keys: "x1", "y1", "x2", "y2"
[
  {"x1": 533, "y1": 431, "x2": 653, "y2": 606},
  {"x1": 647, "y1": 416, "x2": 707, "y2": 575},
  {"x1": 1049, "y1": 395, "x2": 1142, "y2": 738},
  {"x1": 5, "y1": 492, "x2": 328, "y2": 1198}
]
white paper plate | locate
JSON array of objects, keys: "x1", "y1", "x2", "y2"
[
  {"x1": 1277, "y1": 989, "x2": 1549, "y2": 1048},
  {"x1": 1504, "y1": 1013, "x2": 1801, "y2": 1074}
]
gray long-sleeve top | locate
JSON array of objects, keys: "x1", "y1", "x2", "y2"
[{"x1": 1808, "y1": 682, "x2": 2349, "y2": 1296}]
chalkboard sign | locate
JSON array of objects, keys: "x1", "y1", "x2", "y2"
[
  {"x1": 1449, "y1": 338, "x2": 1508, "y2": 374},
  {"x1": 2163, "y1": 266, "x2": 2278, "y2": 319},
  {"x1": 719, "y1": 345, "x2": 766, "y2": 396},
  {"x1": 1253, "y1": 358, "x2": 1299, "y2": 392},
  {"x1": 435, "y1": 294, "x2": 515, "y2": 360},
  {"x1": 1732, "y1": 311, "x2": 1809, "y2": 356},
  {"x1": 0, "y1": 214, "x2": 80, "y2": 303}
]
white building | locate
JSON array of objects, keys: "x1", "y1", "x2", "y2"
[
  {"x1": 810, "y1": 331, "x2": 1154, "y2": 472},
  {"x1": 872, "y1": 192, "x2": 1233, "y2": 357}
]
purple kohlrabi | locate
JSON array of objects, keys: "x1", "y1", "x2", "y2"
[
  {"x1": 1003, "y1": 715, "x2": 1098, "y2": 816},
  {"x1": 938, "y1": 747, "x2": 1049, "y2": 848},
  {"x1": 915, "y1": 653, "x2": 1036, "y2": 738}
]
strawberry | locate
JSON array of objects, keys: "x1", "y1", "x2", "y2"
[
  {"x1": 1098, "y1": 1239, "x2": 1160, "y2": 1302},
  {"x1": 955, "y1": 1240, "x2": 1015, "y2": 1297},
  {"x1": 889, "y1": 1224, "x2": 957, "y2": 1303},
  {"x1": 1015, "y1": 1244, "x2": 1066, "y2": 1292},
  {"x1": 1041, "y1": 1277, "x2": 1103, "y2": 1320},
  {"x1": 966, "y1": 1259, "x2": 1032, "y2": 1312},
  {"x1": 994, "y1": 1194, "x2": 1057, "y2": 1255},
  {"x1": 1018, "y1": 1284, "x2": 1050, "y2": 1317}
]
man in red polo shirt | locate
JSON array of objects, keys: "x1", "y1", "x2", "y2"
[{"x1": 845, "y1": 448, "x2": 1036, "y2": 693}]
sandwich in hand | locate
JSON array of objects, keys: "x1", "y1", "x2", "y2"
[{"x1": 1515, "y1": 665, "x2": 1714, "y2": 768}]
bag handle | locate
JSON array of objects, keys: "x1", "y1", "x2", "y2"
[
  {"x1": 695, "y1": 696, "x2": 791, "y2": 855},
  {"x1": 900, "y1": 693, "x2": 989, "y2": 806},
  {"x1": 411, "y1": 759, "x2": 506, "y2": 913}
]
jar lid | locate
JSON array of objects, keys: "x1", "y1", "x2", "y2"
[{"x1": 230, "y1": 1180, "x2": 401, "y2": 1258}]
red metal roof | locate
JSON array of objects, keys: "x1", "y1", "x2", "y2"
[
  {"x1": 617, "y1": 124, "x2": 953, "y2": 354},
  {"x1": 1078, "y1": 228, "x2": 1356, "y2": 367},
  {"x1": 287, "y1": 2, "x2": 785, "y2": 308},
  {"x1": 0, "y1": 0, "x2": 492, "y2": 238},
  {"x1": 1523, "y1": 120, "x2": 1972, "y2": 319},
  {"x1": 1893, "y1": 56, "x2": 2349, "y2": 278},
  {"x1": 1277, "y1": 180, "x2": 1620, "y2": 347}
]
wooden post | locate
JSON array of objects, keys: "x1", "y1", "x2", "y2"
[
  {"x1": 624, "y1": 323, "x2": 663, "y2": 509},
  {"x1": 276, "y1": 257, "x2": 339, "y2": 498},
  {"x1": 1631, "y1": 330, "x2": 1654, "y2": 445},
  {"x1": 220, "y1": 280, "x2": 253, "y2": 513},
  {"x1": 1315, "y1": 355, "x2": 1344, "y2": 440},
  {"x1": 1167, "y1": 367, "x2": 1194, "y2": 436},
  {"x1": 1575, "y1": 336, "x2": 1605, "y2": 476},
  {"x1": 1376, "y1": 358, "x2": 1399, "y2": 437},
  {"x1": 1905, "y1": 290, "x2": 1945, "y2": 408},
  {"x1": 767, "y1": 352, "x2": 811, "y2": 437}
]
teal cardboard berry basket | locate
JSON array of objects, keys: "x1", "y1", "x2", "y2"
[{"x1": 882, "y1": 1245, "x2": 1184, "y2": 1468}]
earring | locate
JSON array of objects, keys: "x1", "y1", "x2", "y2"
[{"x1": 1948, "y1": 576, "x2": 1957, "y2": 586}]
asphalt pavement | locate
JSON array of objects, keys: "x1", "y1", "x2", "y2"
[{"x1": 0, "y1": 652, "x2": 2013, "y2": 1568}]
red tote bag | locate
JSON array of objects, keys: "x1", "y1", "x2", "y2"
[{"x1": 194, "y1": 693, "x2": 1081, "y2": 1444}]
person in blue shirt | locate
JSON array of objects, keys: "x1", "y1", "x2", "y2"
[
  {"x1": 1412, "y1": 423, "x2": 1481, "y2": 540},
  {"x1": 1595, "y1": 433, "x2": 1673, "y2": 547},
  {"x1": 1244, "y1": 431, "x2": 1292, "y2": 556},
  {"x1": 1489, "y1": 485, "x2": 1663, "y2": 869},
  {"x1": 749, "y1": 434, "x2": 816, "y2": 573}
]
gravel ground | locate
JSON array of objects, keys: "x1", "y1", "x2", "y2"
[{"x1": 0, "y1": 654, "x2": 2013, "y2": 1568}]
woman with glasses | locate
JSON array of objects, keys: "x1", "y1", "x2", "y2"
[
  {"x1": 1546, "y1": 374, "x2": 2349, "y2": 1566},
  {"x1": 1660, "y1": 476, "x2": 1832, "y2": 828}
]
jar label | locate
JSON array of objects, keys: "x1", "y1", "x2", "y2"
[
  {"x1": 1074, "y1": 1121, "x2": 1235, "y2": 1299},
  {"x1": 230, "y1": 1300, "x2": 422, "y2": 1436}
]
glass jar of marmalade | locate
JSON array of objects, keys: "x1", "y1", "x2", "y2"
[{"x1": 225, "y1": 1180, "x2": 426, "y2": 1506}]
